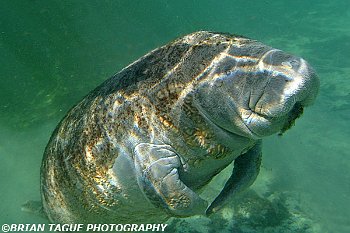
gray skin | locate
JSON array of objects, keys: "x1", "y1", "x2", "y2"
[{"x1": 40, "y1": 31, "x2": 319, "y2": 224}]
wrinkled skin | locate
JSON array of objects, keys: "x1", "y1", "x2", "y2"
[{"x1": 40, "y1": 31, "x2": 319, "y2": 223}]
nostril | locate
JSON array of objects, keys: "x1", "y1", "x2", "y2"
[
  {"x1": 290, "y1": 59, "x2": 299, "y2": 67},
  {"x1": 281, "y1": 61, "x2": 292, "y2": 69},
  {"x1": 282, "y1": 59, "x2": 300, "y2": 70}
]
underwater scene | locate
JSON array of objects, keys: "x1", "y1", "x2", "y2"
[{"x1": 0, "y1": 0, "x2": 349, "y2": 232}]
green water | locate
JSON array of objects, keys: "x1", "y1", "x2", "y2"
[{"x1": 0, "y1": 0, "x2": 349, "y2": 232}]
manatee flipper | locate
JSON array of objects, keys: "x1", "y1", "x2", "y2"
[
  {"x1": 206, "y1": 141, "x2": 262, "y2": 215},
  {"x1": 21, "y1": 200, "x2": 46, "y2": 219},
  {"x1": 134, "y1": 143, "x2": 208, "y2": 216}
]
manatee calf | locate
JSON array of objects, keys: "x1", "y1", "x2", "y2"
[{"x1": 40, "y1": 31, "x2": 319, "y2": 223}]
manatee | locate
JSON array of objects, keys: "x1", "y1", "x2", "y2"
[{"x1": 40, "y1": 31, "x2": 319, "y2": 224}]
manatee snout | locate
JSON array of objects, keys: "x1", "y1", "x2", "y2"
[
  {"x1": 246, "y1": 49, "x2": 319, "y2": 137},
  {"x1": 255, "y1": 50, "x2": 319, "y2": 116}
]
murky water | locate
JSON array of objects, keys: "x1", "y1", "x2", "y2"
[{"x1": 1, "y1": 0, "x2": 349, "y2": 232}]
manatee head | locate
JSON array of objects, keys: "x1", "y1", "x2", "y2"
[{"x1": 193, "y1": 39, "x2": 319, "y2": 139}]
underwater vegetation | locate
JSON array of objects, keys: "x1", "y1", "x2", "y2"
[{"x1": 166, "y1": 189, "x2": 321, "y2": 233}]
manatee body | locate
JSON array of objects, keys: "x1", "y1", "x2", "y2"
[{"x1": 41, "y1": 31, "x2": 319, "y2": 223}]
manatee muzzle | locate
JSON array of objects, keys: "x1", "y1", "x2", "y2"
[
  {"x1": 242, "y1": 50, "x2": 319, "y2": 137},
  {"x1": 254, "y1": 50, "x2": 315, "y2": 114}
]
